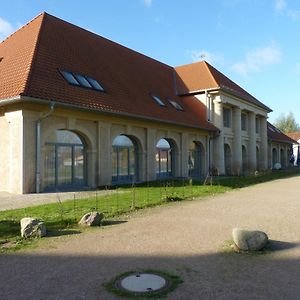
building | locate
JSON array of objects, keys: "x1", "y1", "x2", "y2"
[
  {"x1": 286, "y1": 132, "x2": 300, "y2": 166},
  {"x1": 0, "y1": 12, "x2": 282, "y2": 194},
  {"x1": 267, "y1": 122, "x2": 297, "y2": 169}
]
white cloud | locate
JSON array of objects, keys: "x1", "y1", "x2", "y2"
[
  {"x1": 0, "y1": 17, "x2": 14, "y2": 41},
  {"x1": 274, "y1": 0, "x2": 300, "y2": 21},
  {"x1": 231, "y1": 44, "x2": 281, "y2": 75},
  {"x1": 188, "y1": 50, "x2": 224, "y2": 65},
  {"x1": 143, "y1": 0, "x2": 152, "y2": 7},
  {"x1": 287, "y1": 9, "x2": 300, "y2": 21},
  {"x1": 275, "y1": 0, "x2": 287, "y2": 12}
]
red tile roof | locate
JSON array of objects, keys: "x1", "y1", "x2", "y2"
[
  {"x1": 267, "y1": 122, "x2": 298, "y2": 144},
  {"x1": 175, "y1": 61, "x2": 272, "y2": 112},
  {"x1": 0, "y1": 12, "x2": 217, "y2": 131},
  {"x1": 286, "y1": 132, "x2": 300, "y2": 142}
]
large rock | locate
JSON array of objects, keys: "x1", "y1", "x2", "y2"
[
  {"x1": 20, "y1": 218, "x2": 47, "y2": 238},
  {"x1": 78, "y1": 212, "x2": 104, "y2": 226},
  {"x1": 232, "y1": 228, "x2": 268, "y2": 251}
]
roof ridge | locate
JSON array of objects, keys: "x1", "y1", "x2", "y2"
[
  {"x1": 201, "y1": 61, "x2": 219, "y2": 88},
  {"x1": 0, "y1": 12, "x2": 45, "y2": 45},
  {"x1": 22, "y1": 13, "x2": 47, "y2": 95}
]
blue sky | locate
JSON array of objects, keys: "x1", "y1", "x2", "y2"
[{"x1": 1, "y1": 0, "x2": 300, "y2": 124}]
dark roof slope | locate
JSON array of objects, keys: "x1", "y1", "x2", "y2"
[
  {"x1": 175, "y1": 61, "x2": 272, "y2": 112},
  {"x1": 267, "y1": 122, "x2": 298, "y2": 144},
  {"x1": 0, "y1": 12, "x2": 216, "y2": 131},
  {"x1": 286, "y1": 132, "x2": 300, "y2": 142}
]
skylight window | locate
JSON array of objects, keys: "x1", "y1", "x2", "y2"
[
  {"x1": 74, "y1": 74, "x2": 93, "y2": 88},
  {"x1": 151, "y1": 94, "x2": 166, "y2": 106},
  {"x1": 60, "y1": 70, "x2": 80, "y2": 86},
  {"x1": 86, "y1": 77, "x2": 104, "y2": 91},
  {"x1": 59, "y1": 70, "x2": 105, "y2": 92},
  {"x1": 168, "y1": 99, "x2": 183, "y2": 111}
]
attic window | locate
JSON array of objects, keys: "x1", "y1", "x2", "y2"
[
  {"x1": 151, "y1": 94, "x2": 166, "y2": 107},
  {"x1": 73, "y1": 74, "x2": 93, "y2": 88},
  {"x1": 0, "y1": 57, "x2": 3, "y2": 62},
  {"x1": 60, "y1": 70, "x2": 80, "y2": 86},
  {"x1": 59, "y1": 70, "x2": 104, "y2": 92},
  {"x1": 168, "y1": 99, "x2": 183, "y2": 111},
  {"x1": 86, "y1": 76, "x2": 104, "y2": 91}
]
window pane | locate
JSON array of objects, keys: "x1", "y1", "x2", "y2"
[
  {"x1": 151, "y1": 95, "x2": 166, "y2": 106},
  {"x1": 223, "y1": 108, "x2": 231, "y2": 127},
  {"x1": 112, "y1": 148, "x2": 118, "y2": 176},
  {"x1": 119, "y1": 147, "x2": 129, "y2": 176},
  {"x1": 113, "y1": 135, "x2": 133, "y2": 147},
  {"x1": 129, "y1": 147, "x2": 135, "y2": 175},
  {"x1": 169, "y1": 99, "x2": 183, "y2": 111},
  {"x1": 160, "y1": 150, "x2": 168, "y2": 173},
  {"x1": 74, "y1": 146, "x2": 84, "y2": 184},
  {"x1": 47, "y1": 130, "x2": 83, "y2": 144},
  {"x1": 86, "y1": 77, "x2": 104, "y2": 91},
  {"x1": 74, "y1": 74, "x2": 93, "y2": 88},
  {"x1": 57, "y1": 146, "x2": 72, "y2": 186},
  {"x1": 44, "y1": 145, "x2": 56, "y2": 187},
  {"x1": 61, "y1": 70, "x2": 80, "y2": 85}
]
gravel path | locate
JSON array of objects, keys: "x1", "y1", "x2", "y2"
[{"x1": 1, "y1": 176, "x2": 300, "y2": 299}]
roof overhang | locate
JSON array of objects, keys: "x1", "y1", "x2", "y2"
[{"x1": 0, "y1": 95, "x2": 218, "y2": 132}]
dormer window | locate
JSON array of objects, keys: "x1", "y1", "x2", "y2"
[
  {"x1": 59, "y1": 70, "x2": 105, "y2": 92},
  {"x1": 168, "y1": 99, "x2": 183, "y2": 111},
  {"x1": 151, "y1": 94, "x2": 166, "y2": 106}
]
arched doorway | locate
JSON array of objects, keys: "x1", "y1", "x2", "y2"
[
  {"x1": 112, "y1": 135, "x2": 138, "y2": 183},
  {"x1": 44, "y1": 130, "x2": 86, "y2": 191},
  {"x1": 156, "y1": 138, "x2": 174, "y2": 179},
  {"x1": 224, "y1": 144, "x2": 232, "y2": 175},
  {"x1": 188, "y1": 141, "x2": 204, "y2": 178}
]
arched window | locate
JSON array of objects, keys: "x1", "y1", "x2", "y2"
[
  {"x1": 256, "y1": 146, "x2": 260, "y2": 171},
  {"x1": 44, "y1": 130, "x2": 85, "y2": 190},
  {"x1": 112, "y1": 135, "x2": 137, "y2": 183},
  {"x1": 188, "y1": 142, "x2": 202, "y2": 177},
  {"x1": 272, "y1": 148, "x2": 278, "y2": 168},
  {"x1": 224, "y1": 144, "x2": 232, "y2": 175},
  {"x1": 156, "y1": 138, "x2": 173, "y2": 178},
  {"x1": 242, "y1": 145, "x2": 248, "y2": 173}
]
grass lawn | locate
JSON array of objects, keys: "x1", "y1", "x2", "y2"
[{"x1": 0, "y1": 170, "x2": 298, "y2": 252}]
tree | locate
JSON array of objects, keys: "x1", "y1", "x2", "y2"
[{"x1": 273, "y1": 112, "x2": 300, "y2": 133}]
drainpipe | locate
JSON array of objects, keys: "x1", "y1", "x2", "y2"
[{"x1": 36, "y1": 102, "x2": 55, "y2": 193}]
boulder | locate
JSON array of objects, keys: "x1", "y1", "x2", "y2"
[
  {"x1": 78, "y1": 212, "x2": 104, "y2": 226},
  {"x1": 232, "y1": 228, "x2": 268, "y2": 251},
  {"x1": 20, "y1": 217, "x2": 46, "y2": 238}
]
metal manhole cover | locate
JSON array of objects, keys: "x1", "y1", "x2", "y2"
[
  {"x1": 106, "y1": 270, "x2": 183, "y2": 298},
  {"x1": 119, "y1": 273, "x2": 168, "y2": 292}
]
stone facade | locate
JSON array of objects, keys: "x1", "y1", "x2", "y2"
[{"x1": 194, "y1": 91, "x2": 269, "y2": 175}]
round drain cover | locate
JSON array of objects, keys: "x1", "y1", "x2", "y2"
[{"x1": 120, "y1": 273, "x2": 167, "y2": 292}]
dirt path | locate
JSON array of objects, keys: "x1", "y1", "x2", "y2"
[{"x1": 1, "y1": 176, "x2": 300, "y2": 299}]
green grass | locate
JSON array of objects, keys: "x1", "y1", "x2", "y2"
[{"x1": 0, "y1": 169, "x2": 298, "y2": 253}]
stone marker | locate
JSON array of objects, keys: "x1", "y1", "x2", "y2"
[
  {"x1": 20, "y1": 217, "x2": 47, "y2": 238},
  {"x1": 232, "y1": 228, "x2": 268, "y2": 251},
  {"x1": 78, "y1": 212, "x2": 104, "y2": 226}
]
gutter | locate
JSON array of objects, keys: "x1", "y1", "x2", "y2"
[
  {"x1": 0, "y1": 95, "x2": 218, "y2": 132},
  {"x1": 36, "y1": 102, "x2": 55, "y2": 193}
]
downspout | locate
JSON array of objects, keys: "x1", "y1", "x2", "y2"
[{"x1": 36, "y1": 102, "x2": 55, "y2": 193}]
